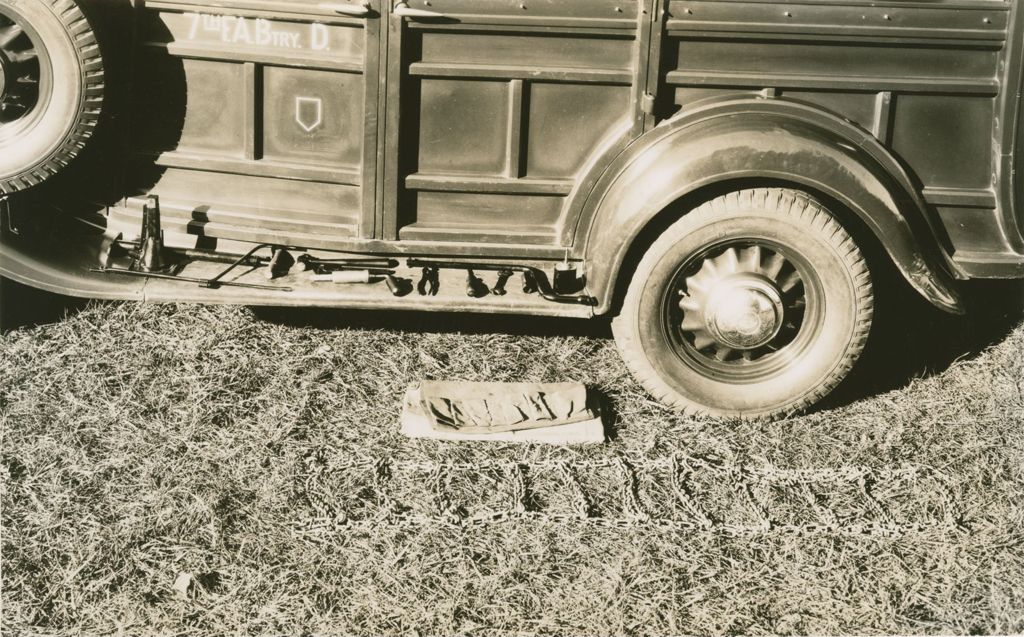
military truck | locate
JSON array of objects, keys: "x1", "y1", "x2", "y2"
[{"x1": 1, "y1": 0, "x2": 1022, "y2": 418}]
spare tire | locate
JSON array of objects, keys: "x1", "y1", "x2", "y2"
[{"x1": 0, "y1": 0, "x2": 103, "y2": 194}]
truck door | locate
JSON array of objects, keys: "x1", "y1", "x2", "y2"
[
  {"x1": 128, "y1": 0, "x2": 383, "y2": 244},
  {"x1": 382, "y1": 0, "x2": 652, "y2": 248}
]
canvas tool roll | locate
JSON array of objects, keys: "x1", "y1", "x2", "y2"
[{"x1": 417, "y1": 381, "x2": 595, "y2": 433}]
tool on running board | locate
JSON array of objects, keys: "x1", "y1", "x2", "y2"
[
  {"x1": 310, "y1": 268, "x2": 412, "y2": 296},
  {"x1": 90, "y1": 267, "x2": 291, "y2": 291},
  {"x1": 310, "y1": 269, "x2": 379, "y2": 283},
  {"x1": 417, "y1": 266, "x2": 440, "y2": 296},
  {"x1": 106, "y1": 237, "x2": 270, "y2": 269},
  {"x1": 296, "y1": 254, "x2": 398, "y2": 272},
  {"x1": 466, "y1": 270, "x2": 489, "y2": 298},
  {"x1": 202, "y1": 243, "x2": 279, "y2": 288},
  {"x1": 522, "y1": 269, "x2": 539, "y2": 294},
  {"x1": 406, "y1": 259, "x2": 596, "y2": 305},
  {"x1": 385, "y1": 274, "x2": 413, "y2": 297},
  {"x1": 306, "y1": 260, "x2": 398, "y2": 275},
  {"x1": 491, "y1": 269, "x2": 514, "y2": 296},
  {"x1": 553, "y1": 259, "x2": 582, "y2": 294},
  {"x1": 137, "y1": 195, "x2": 167, "y2": 272},
  {"x1": 265, "y1": 248, "x2": 295, "y2": 280}
]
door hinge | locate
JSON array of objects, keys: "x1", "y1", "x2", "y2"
[{"x1": 641, "y1": 92, "x2": 656, "y2": 115}]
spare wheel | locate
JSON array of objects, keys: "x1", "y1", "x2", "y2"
[{"x1": 0, "y1": 0, "x2": 103, "y2": 194}]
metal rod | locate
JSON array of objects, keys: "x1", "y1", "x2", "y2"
[
  {"x1": 202, "y1": 243, "x2": 273, "y2": 288},
  {"x1": 114, "y1": 240, "x2": 270, "y2": 268},
  {"x1": 176, "y1": 247, "x2": 269, "y2": 267},
  {"x1": 305, "y1": 261, "x2": 398, "y2": 273},
  {"x1": 90, "y1": 267, "x2": 291, "y2": 291},
  {"x1": 296, "y1": 254, "x2": 399, "y2": 272},
  {"x1": 301, "y1": 256, "x2": 398, "y2": 265}
]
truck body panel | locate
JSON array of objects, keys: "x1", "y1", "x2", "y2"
[{"x1": 2, "y1": 0, "x2": 1023, "y2": 310}]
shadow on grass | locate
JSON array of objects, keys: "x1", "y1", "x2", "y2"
[
  {"x1": 5, "y1": 272, "x2": 1019, "y2": 411},
  {"x1": 823, "y1": 277, "x2": 1024, "y2": 410},
  {"x1": 250, "y1": 305, "x2": 614, "y2": 339},
  {"x1": 255, "y1": 278, "x2": 1024, "y2": 414},
  {"x1": 254, "y1": 304, "x2": 625, "y2": 440},
  {"x1": 0, "y1": 277, "x2": 93, "y2": 334}
]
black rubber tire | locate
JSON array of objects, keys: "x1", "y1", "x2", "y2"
[
  {"x1": 0, "y1": 0, "x2": 103, "y2": 194},
  {"x1": 612, "y1": 188, "x2": 874, "y2": 419}
]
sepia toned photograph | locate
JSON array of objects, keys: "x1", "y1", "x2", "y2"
[{"x1": 1, "y1": 0, "x2": 1022, "y2": 634}]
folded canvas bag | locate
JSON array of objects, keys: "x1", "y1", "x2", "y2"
[{"x1": 417, "y1": 381, "x2": 595, "y2": 433}]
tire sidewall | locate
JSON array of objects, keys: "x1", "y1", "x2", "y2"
[
  {"x1": 0, "y1": 1, "x2": 85, "y2": 179},
  {"x1": 621, "y1": 201, "x2": 863, "y2": 416}
]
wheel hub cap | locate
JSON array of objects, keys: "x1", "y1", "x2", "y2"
[
  {"x1": 704, "y1": 276, "x2": 784, "y2": 349},
  {"x1": 675, "y1": 244, "x2": 807, "y2": 363}
]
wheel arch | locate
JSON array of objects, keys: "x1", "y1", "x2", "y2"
[{"x1": 574, "y1": 97, "x2": 965, "y2": 315}]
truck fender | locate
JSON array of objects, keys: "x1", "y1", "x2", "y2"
[{"x1": 576, "y1": 98, "x2": 965, "y2": 314}]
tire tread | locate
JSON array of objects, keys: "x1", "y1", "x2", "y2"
[
  {"x1": 612, "y1": 187, "x2": 874, "y2": 419},
  {"x1": 0, "y1": 0, "x2": 104, "y2": 195}
]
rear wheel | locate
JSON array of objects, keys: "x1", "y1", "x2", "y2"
[
  {"x1": 0, "y1": 0, "x2": 103, "y2": 194},
  {"x1": 612, "y1": 188, "x2": 874, "y2": 419}
]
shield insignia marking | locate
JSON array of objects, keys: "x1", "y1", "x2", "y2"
[{"x1": 295, "y1": 96, "x2": 323, "y2": 133}]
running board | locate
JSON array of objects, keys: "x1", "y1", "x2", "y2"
[{"x1": 1, "y1": 231, "x2": 595, "y2": 318}]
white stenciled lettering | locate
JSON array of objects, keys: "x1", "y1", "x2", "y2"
[
  {"x1": 232, "y1": 16, "x2": 253, "y2": 44},
  {"x1": 266, "y1": 30, "x2": 297, "y2": 48},
  {"x1": 186, "y1": 12, "x2": 201, "y2": 39},
  {"x1": 310, "y1": 23, "x2": 329, "y2": 51},
  {"x1": 203, "y1": 14, "x2": 223, "y2": 33},
  {"x1": 255, "y1": 18, "x2": 273, "y2": 46},
  {"x1": 183, "y1": 13, "x2": 312, "y2": 51}
]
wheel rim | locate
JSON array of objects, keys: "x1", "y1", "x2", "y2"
[
  {"x1": 663, "y1": 240, "x2": 826, "y2": 383},
  {"x1": 0, "y1": 9, "x2": 47, "y2": 132}
]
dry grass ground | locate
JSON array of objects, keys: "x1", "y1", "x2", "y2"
[{"x1": 1, "y1": 277, "x2": 1023, "y2": 635}]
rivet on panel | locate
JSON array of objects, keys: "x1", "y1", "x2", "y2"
[{"x1": 783, "y1": 11, "x2": 792, "y2": 17}]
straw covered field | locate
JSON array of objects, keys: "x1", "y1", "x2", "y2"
[{"x1": 2, "y1": 277, "x2": 1023, "y2": 635}]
